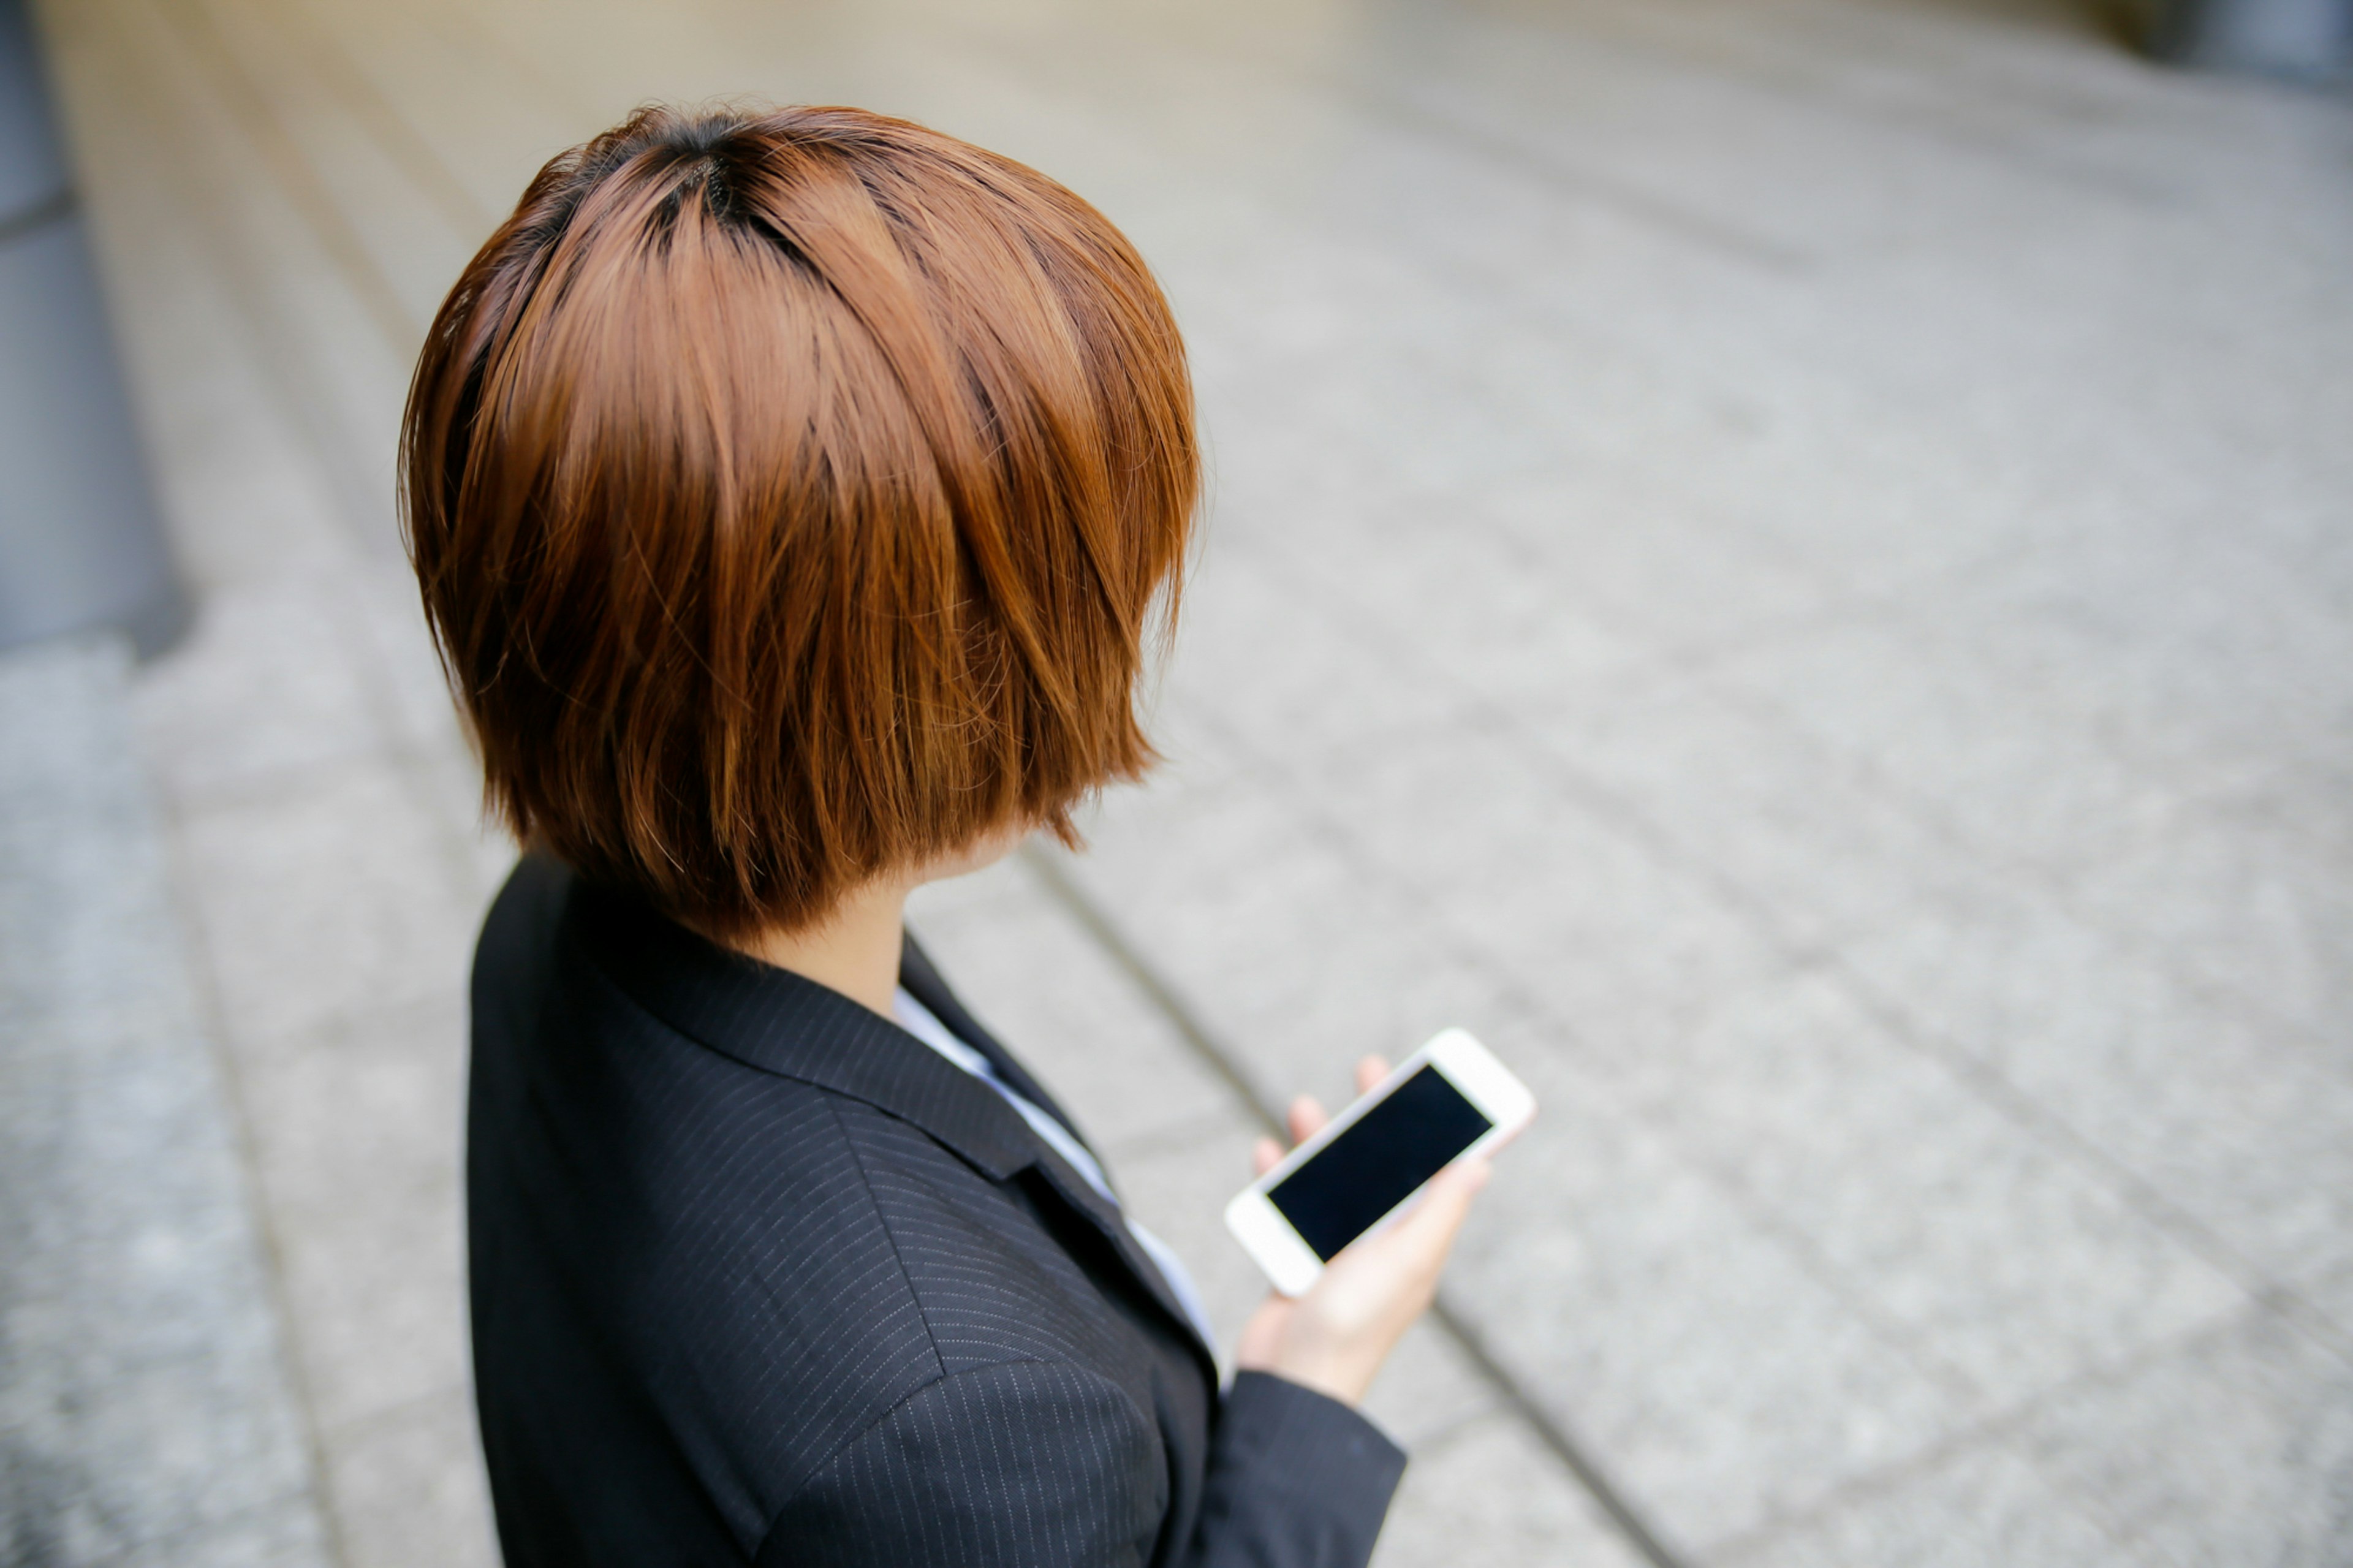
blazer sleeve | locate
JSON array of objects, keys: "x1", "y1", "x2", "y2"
[
  {"x1": 758, "y1": 1363, "x2": 1404, "y2": 1568},
  {"x1": 756, "y1": 1360, "x2": 1164, "y2": 1567},
  {"x1": 1181, "y1": 1371, "x2": 1407, "y2": 1568}
]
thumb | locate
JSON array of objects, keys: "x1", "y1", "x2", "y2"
[{"x1": 1392, "y1": 1159, "x2": 1490, "y2": 1257}]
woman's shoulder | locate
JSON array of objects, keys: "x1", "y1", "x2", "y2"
[
  {"x1": 468, "y1": 857, "x2": 1159, "y2": 1386},
  {"x1": 467, "y1": 857, "x2": 1176, "y2": 1494}
]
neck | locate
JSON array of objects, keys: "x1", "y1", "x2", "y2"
[{"x1": 725, "y1": 870, "x2": 917, "y2": 1018}]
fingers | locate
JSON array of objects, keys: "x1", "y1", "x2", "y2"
[
  {"x1": 1338, "y1": 1158, "x2": 1489, "y2": 1274},
  {"x1": 1354, "y1": 1056, "x2": 1391, "y2": 1096},
  {"x1": 1315, "y1": 1157, "x2": 1490, "y2": 1301},
  {"x1": 1250, "y1": 1149, "x2": 1495, "y2": 1409},
  {"x1": 1286, "y1": 1094, "x2": 1327, "y2": 1146},
  {"x1": 1260, "y1": 1088, "x2": 1340, "y2": 1178}
]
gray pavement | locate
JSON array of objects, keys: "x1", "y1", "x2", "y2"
[
  {"x1": 0, "y1": 636, "x2": 328, "y2": 1566},
  {"x1": 18, "y1": 0, "x2": 2353, "y2": 1562}
]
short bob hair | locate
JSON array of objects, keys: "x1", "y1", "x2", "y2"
[{"x1": 403, "y1": 105, "x2": 1196, "y2": 939}]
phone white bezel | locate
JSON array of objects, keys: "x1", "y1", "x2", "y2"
[{"x1": 1223, "y1": 1029, "x2": 1534, "y2": 1297}]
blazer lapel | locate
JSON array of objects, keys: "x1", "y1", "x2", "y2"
[
  {"x1": 896, "y1": 934, "x2": 1216, "y2": 1369},
  {"x1": 899, "y1": 932, "x2": 1093, "y2": 1156},
  {"x1": 1014, "y1": 1148, "x2": 1219, "y2": 1373}
]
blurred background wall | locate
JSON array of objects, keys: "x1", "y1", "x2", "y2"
[
  {"x1": 2, "y1": 1, "x2": 2349, "y2": 1565},
  {"x1": 0, "y1": 0, "x2": 180, "y2": 657}
]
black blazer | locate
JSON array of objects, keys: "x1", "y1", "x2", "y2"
[{"x1": 468, "y1": 856, "x2": 1406, "y2": 1566}]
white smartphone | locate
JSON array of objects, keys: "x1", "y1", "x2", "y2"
[{"x1": 1224, "y1": 1029, "x2": 1535, "y2": 1297}]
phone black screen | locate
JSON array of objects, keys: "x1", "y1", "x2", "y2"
[{"x1": 1267, "y1": 1066, "x2": 1493, "y2": 1261}]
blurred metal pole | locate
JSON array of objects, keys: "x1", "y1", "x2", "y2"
[
  {"x1": 2146, "y1": 0, "x2": 2353, "y2": 74},
  {"x1": 0, "y1": 0, "x2": 186, "y2": 659}
]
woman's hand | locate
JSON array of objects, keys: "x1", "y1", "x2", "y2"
[{"x1": 1231, "y1": 1056, "x2": 1493, "y2": 1408}]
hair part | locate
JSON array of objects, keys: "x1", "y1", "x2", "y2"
[{"x1": 401, "y1": 104, "x2": 1196, "y2": 937}]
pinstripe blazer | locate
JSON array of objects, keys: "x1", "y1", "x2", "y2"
[{"x1": 468, "y1": 856, "x2": 1406, "y2": 1566}]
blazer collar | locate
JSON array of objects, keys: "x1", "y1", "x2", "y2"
[
  {"x1": 562, "y1": 872, "x2": 1216, "y2": 1368},
  {"x1": 567, "y1": 875, "x2": 1039, "y2": 1179},
  {"x1": 898, "y1": 931, "x2": 1092, "y2": 1156}
]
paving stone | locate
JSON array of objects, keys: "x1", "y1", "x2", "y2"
[
  {"x1": 1266, "y1": 480, "x2": 1653, "y2": 712},
  {"x1": 0, "y1": 637, "x2": 330, "y2": 1568},
  {"x1": 51, "y1": 151, "x2": 356, "y2": 596},
  {"x1": 237, "y1": 998, "x2": 471, "y2": 1434},
  {"x1": 1156, "y1": 549, "x2": 1468, "y2": 765},
  {"x1": 1618, "y1": 969, "x2": 2246, "y2": 1411},
  {"x1": 1195, "y1": 309, "x2": 1561, "y2": 507},
  {"x1": 58, "y1": 0, "x2": 417, "y2": 542},
  {"x1": 323, "y1": 1386, "x2": 501, "y2": 1568},
  {"x1": 406, "y1": 735, "x2": 524, "y2": 908},
  {"x1": 1713, "y1": 612, "x2": 2191, "y2": 876},
  {"x1": 1838, "y1": 890, "x2": 2353, "y2": 1286},
  {"x1": 1441, "y1": 1062, "x2": 1963, "y2": 1552},
  {"x1": 0, "y1": 1344, "x2": 314, "y2": 1558},
  {"x1": 0, "y1": 647, "x2": 191, "y2": 1049},
  {"x1": 2260, "y1": 759, "x2": 2353, "y2": 869},
  {"x1": 1299, "y1": 714, "x2": 1790, "y2": 1058},
  {"x1": 184, "y1": 0, "x2": 486, "y2": 327},
  {"x1": 1708, "y1": 1440, "x2": 2162, "y2": 1568},
  {"x1": 1374, "y1": 1412, "x2": 1649, "y2": 1568},
  {"x1": 128, "y1": 566, "x2": 390, "y2": 806},
  {"x1": 1480, "y1": 462, "x2": 1849, "y2": 657},
  {"x1": 2017, "y1": 1309, "x2": 2353, "y2": 1568},
  {"x1": 1531, "y1": 674, "x2": 2001, "y2": 950},
  {"x1": 2293, "y1": 1257, "x2": 2353, "y2": 1345},
  {"x1": 339, "y1": 554, "x2": 478, "y2": 758},
  {"x1": 141, "y1": 1497, "x2": 336, "y2": 1568},
  {"x1": 2063, "y1": 788, "x2": 2353, "y2": 1052},
  {"x1": 1064, "y1": 784, "x2": 1524, "y2": 1105},
  {"x1": 175, "y1": 760, "x2": 486, "y2": 1044},
  {"x1": 1923, "y1": 529, "x2": 2353, "y2": 795}
]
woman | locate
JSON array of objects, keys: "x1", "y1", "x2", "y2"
[{"x1": 402, "y1": 104, "x2": 1492, "y2": 1567}]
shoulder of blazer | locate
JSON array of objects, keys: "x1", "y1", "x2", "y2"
[{"x1": 538, "y1": 857, "x2": 1220, "y2": 1376}]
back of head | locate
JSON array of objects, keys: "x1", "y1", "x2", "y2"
[{"x1": 403, "y1": 104, "x2": 1197, "y2": 939}]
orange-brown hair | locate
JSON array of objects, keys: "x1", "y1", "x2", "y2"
[{"x1": 401, "y1": 105, "x2": 1195, "y2": 937}]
